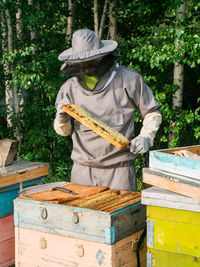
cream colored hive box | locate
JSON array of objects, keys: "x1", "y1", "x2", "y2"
[{"x1": 15, "y1": 227, "x2": 146, "y2": 267}]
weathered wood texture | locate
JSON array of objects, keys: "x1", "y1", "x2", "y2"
[
  {"x1": 0, "y1": 177, "x2": 44, "y2": 218},
  {"x1": 0, "y1": 139, "x2": 18, "y2": 167},
  {"x1": 0, "y1": 161, "x2": 48, "y2": 218},
  {"x1": 0, "y1": 161, "x2": 49, "y2": 188},
  {"x1": 0, "y1": 215, "x2": 14, "y2": 242},
  {"x1": 143, "y1": 186, "x2": 200, "y2": 265},
  {"x1": 0, "y1": 215, "x2": 15, "y2": 267},
  {"x1": 14, "y1": 198, "x2": 145, "y2": 244},
  {"x1": 141, "y1": 186, "x2": 200, "y2": 212},
  {"x1": 0, "y1": 238, "x2": 15, "y2": 267},
  {"x1": 15, "y1": 227, "x2": 146, "y2": 267},
  {"x1": 14, "y1": 183, "x2": 146, "y2": 244},
  {"x1": 62, "y1": 104, "x2": 130, "y2": 149},
  {"x1": 143, "y1": 168, "x2": 200, "y2": 200},
  {"x1": 147, "y1": 248, "x2": 200, "y2": 267},
  {"x1": 149, "y1": 145, "x2": 200, "y2": 180},
  {"x1": 147, "y1": 206, "x2": 200, "y2": 257}
]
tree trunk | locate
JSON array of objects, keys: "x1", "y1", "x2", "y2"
[
  {"x1": 94, "y1": 0, "x2": 98, "y2": 34},
  {"x1": 108, "y1": 0, "x2": 117, "y2": 41},
  {"x1": 98, "y1": 0, "x2": 109, "y2": 38},
  {"x1": 1, "y1": 12, "x2": 11, "y2": 126},
  {"x1": 169, "y1": 2, "x2": 186, "y2": 145},
  {"x1": 28, "y1": 0, "x2": 36, "y2": 56},
  {"x1": 173, "y1": 3, "x2": 186, "y2": 108},
  {"x1": 16, "y1": 0, "x2": 23, "y2": 45},
  {"x1": 66, "y1": 0, "x2": 75, "y2": 43},
  {"x1": 4, "y1": 8, "x2": 14, "y2": 128}
]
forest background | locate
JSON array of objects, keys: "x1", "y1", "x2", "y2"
[{"x1": 0, "y1": 0, "x2": 200, "y2": 190}]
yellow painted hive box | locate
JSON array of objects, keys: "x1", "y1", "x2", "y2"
[{"x1": 142, "y1": 186, "x2": 200, "y2": 267}]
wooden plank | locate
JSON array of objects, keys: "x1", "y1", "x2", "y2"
[
  {"x1": 0, "y1": 165, "x2": 48, "y2": 188},
  {"x1": 0, "y1": 238, "x2": 15, "y2": 267},
  {"x1": 0, "y1": 215, "x2": 14, "y2": 242},
  {"x1": 0, "y1": 139, "x2": 18, "y2": 167},
  {"x1": 141, "y1": 186, "x2": 200, "y2": 212},
  {"x1": 20, "y1": 183, "x2": 109, "y2": 203},
  {"x1": 149, "y1": 145, "x2": 200, "y2": 180},
  {"x1": 147, "y1": 248, "x2": 200, "y2": 267},
  {"x1": 0, "y1": 160, "x2": 49, "y2": 177},
  {"x1": 147, "y1": 216, "x2": 200, "y2": 257},
  {"x1": 142, "y1": 168, "x2": 200, "y2": 200},
  {"x1": 62, "y1": 103, "x2": 130, "y2": 149},
  {"x1": 19, "y1": 181, "x2": 68, "y2": 195},
  {"x1": 0, "y1": 177, "x2": 44, "y2": 218},
  {"x1": 15, "y1": 227, "x2": 146, "y2": 267},
  {"x1": 14, "y1": 197, "x2": 145, "y2": 244}
]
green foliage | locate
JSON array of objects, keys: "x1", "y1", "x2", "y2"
[{"x1": 1, "y1": 0, "x2": 200, "y2": 190}]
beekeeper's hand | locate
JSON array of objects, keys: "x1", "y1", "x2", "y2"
[
  {"x1": 130, "y1": 136, "x2": 151, "y2": 154},
  {"x1": 55, "y1": 97, "x2": 71, "y2": 123}
]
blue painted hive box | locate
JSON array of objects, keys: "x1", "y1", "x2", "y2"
[
  {"x1": 149, "y1": 145, "x2": 200, "y2": 180},
  {"x1": 14, "y1": 182, "x2": 146, "y2": 244},
  {"x1": 0, "y1": 161, "x2": 49, "y2": 218}
]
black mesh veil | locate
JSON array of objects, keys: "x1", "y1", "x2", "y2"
[{"x1": 60, "y1": 50, "x2": 119, "y2": 76}]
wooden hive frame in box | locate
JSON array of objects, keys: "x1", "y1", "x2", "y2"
[{"x1": 62, "y1": 104, "x2": 130, "y2": 149}]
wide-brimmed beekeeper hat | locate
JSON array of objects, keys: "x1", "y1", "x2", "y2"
[{"x1": 58, "y1": 29, "x2": 118, "y2": 64}]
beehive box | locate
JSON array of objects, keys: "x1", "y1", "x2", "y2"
[
  {"x1": 15, "y1": 227, "x2": 146, "y2": 267},
  {"x1": 0, "y1": 177, "x2": 46, "y2": 219},
  {"x1": 0, "y1": 215, "x2": 15, "y2": 267},
  {"x1": 0, "y1": 161, "x2": 49, "y2": 218},
  {"x1": 142, "y1": 186, "x2": 200, "y2": 267},
  {"x1": 0, "y1": 161, "x2": 49, "y2": 267},
  {"x1": 149, "y1": 145, "x2": 200, "y2": 180},
  {"x1": 14, "y1": 183, "x2": 146, "y2": 245}
]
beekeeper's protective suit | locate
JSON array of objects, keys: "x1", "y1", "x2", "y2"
[{"x1": 54, "y1": 29, "x2": 162, "y2": 191}]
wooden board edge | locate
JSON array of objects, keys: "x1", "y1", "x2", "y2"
[
  {"x1": 0, "y1": 166, "x2": 48, "y2": 188},
  {"x1": 143, "y1": 168, "x2": 200, "y2": 187},
  {"x1": 143, "y1": 172, "x2": 200, "y2": 200}
]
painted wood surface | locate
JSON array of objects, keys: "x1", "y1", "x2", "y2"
[
  {"x1": 0, "y1": 215, "x2": 14, "y2": 242},
  {"x1": 141, "y1": 186, "x2": 200, "y2": 212},
  {"x1": 15, "y1": 227, "x2": 146, "y2": 267},
  {"x1": 14, "y1": 197, "x2": 146, "y2": 244},
  {"x1": 0, "y1": 177, "x2": 44, "y2": 218},
  {"x1": 143, "y1": 168, "x2": 200, "y2": 200},
  {"x1": 149, "y1": 145, "x2": 200, "y2": 180},
  {"x1": 147, "y1": 248, "x2": 200, "y2": 267},
  {"x1": 0, "y1": 164, "x2": 48, "y2": 188},
  {"x1": 0, "y1": 161, "x2": 49, "y2": 177},
  {"x1": 147, "y1": 206, "x2": 200, "y2": 257},
  {"x1": 0, "y1": 237, "x2": 15, "y2": 267}
]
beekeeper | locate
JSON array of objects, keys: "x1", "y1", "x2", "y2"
[{"x1": 54, "y1": 29, "x2": 162, "y2": 191}]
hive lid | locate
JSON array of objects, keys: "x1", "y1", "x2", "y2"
[{"x1": 141, "y1": 186, "x2": 200, "y2": 212}]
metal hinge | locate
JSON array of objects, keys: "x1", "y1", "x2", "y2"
[
  {"x1": 147, "y1": 252, "x2": 152, "y2": 267},
  {"x1": 147, "y1": 220, "x2": 154, "y2": 247}
]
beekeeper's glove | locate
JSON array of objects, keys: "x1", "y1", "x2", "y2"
[
  {"x1": 130, "y1": 136, "x2": 151, "y2": 154},
  {"x1": 130, "y1": 112, "x2": 162, "y2": 154},
  {"x1": 55, "y1": 97, "x2": 71, "y2": 124}
]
